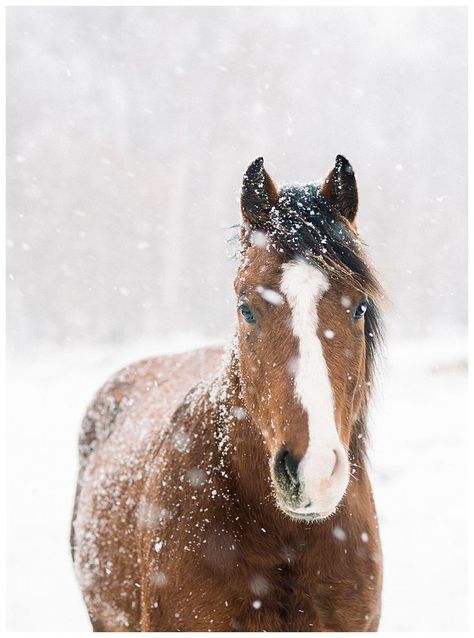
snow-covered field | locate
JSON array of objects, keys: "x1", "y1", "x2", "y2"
[{"x1": 6, "y1": 334, "x2": 468, "y2": 631}]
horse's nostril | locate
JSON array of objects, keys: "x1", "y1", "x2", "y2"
[
  {"x1": 284, "y1": 450, "x2": 300, "y2": 486},
  {"x1": 275, "y1": 447, "x2": 300, "y2": 488}
]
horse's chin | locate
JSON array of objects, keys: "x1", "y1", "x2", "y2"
[{"x1": 275, "y1": 497, "x2": 340, "y2": 522}]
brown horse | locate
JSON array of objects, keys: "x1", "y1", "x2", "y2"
[{"x1": 71, "y1": 155, "x2": 384, "y2": 631}]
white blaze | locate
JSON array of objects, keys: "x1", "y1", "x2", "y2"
[{"x1": 280, "y1": 259, "x2": 349, "y2": 514}]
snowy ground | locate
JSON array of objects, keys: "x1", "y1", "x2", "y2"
[{"x1": 6, "y1": 333, "x2": 468, "y2": 631}]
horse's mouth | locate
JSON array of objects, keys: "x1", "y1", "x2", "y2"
[
  {"x1": 282, "y1": 508, "x2": 321, "y2": 521},
  {"x1": 275, "y1": 493, "x2": 337, "y2": 522}
]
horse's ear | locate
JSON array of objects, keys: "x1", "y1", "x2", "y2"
[
  {"x1": 320, "y1": 155, "x2": 358, "y2": 223},
  {"x1": 241, "y1": 157, "x2": 279, "y2": 227}
]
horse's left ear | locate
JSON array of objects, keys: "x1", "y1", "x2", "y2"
[
  {"x1": 320, "y1": 155, "x2": 358, "y2": 223},
  {"x1": 241, "y1": 157, "x2": 279, "y2": 227}
]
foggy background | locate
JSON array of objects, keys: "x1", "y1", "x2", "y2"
[
  {"x1": 6, "y1": 6, "x2": 467, "y2": 346},
  {"x1": 6, "y1": 6, "x2": 468, "y2": 632}
]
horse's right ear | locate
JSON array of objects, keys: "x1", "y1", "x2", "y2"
[
  {"x1": 241, "y1": 157, "x2": 279, "y2": 227},
  {"x1": 320, "y1": 154, "x2": 358, "y2": 224}
]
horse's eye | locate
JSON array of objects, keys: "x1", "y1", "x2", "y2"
[
  {"x1": 353, "y1": 299, "x2": 368, "y2": 321},
  {"x1": 239, "y1": 302, "x2": 257, "y2": 324}
]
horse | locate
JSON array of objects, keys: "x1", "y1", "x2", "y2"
[{"x1": 71, "y1": 154, "x2": 384, "y2": 631}]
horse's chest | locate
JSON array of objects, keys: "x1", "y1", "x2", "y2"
[
  {"x1": 229, "y1": 566, "x2": 375, "y2": 632},
  {"x1": 144, "y1": 533, "x2": 380, "y2": 631}
]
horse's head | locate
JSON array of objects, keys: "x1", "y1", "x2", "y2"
[{"x1": 235, "y1": 156, "x2": 382, "y2": 521}]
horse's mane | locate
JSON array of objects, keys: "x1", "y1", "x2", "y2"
[{"x1": 255, "y1": 182, "x2": 384, "y2": 463}]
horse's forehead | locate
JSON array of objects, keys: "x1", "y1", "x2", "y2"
[
  {"x1": 241, "y1": 247, "x2": 333, "y2": 291},
  {"x1": 239, "y1": 248, "x2": 344, "y2": 309},
  {"x1": 239, "y1": 246, "x2": 285, "y2": 286}
]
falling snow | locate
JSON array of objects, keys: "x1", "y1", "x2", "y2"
[
  {"x1": 5, "y1": 4, "x2": 467, "y2": 633},
  {"x1": 255, "y1": 285, "x2": 284, "y2": 306},
  {"x1": 250, "y1": 230, "x2": 268, "y2": 249},
  {"x1": 332, "y1": 526, "x2": 347, "y2": 542}
]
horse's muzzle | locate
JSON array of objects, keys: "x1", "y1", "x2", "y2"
[{"x1": 272, "y1": 444, "x2": 349, "y2": 521}]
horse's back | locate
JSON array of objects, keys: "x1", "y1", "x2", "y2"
[
  {"x1": 71, "y1": 344, "x2": 224, "y2": 631},
  {"x1": 77, "y1": 344, "x2": 224, "y2": 467}
]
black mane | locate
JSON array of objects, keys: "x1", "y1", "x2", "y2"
[{"x1": 268, "y1": 183, "x2": 380, "y2": 294}]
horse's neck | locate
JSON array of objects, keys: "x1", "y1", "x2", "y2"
[{"x1": 192, "y1": 346, "x2": 272, "y2": 512}]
